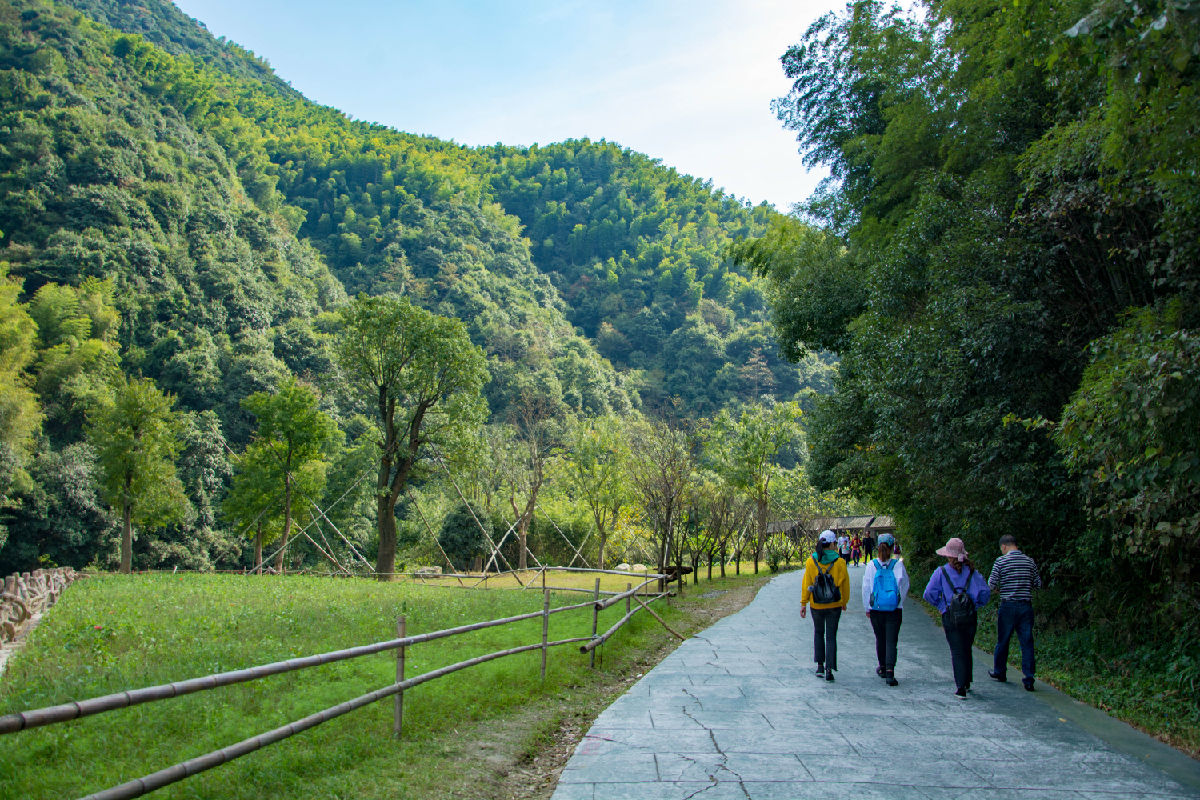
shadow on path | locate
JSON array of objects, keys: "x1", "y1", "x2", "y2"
[{"x1": 551, "y1": 566, "x2": 1200, "y2": 800}]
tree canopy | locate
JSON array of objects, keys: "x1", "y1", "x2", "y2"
[{"x1": 750, "y1": 0, "x2": 1199, "y2": 610}]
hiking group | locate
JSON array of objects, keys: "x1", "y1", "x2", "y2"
[{"x1": 799, "y1": 530, "x2": 1042, "y2": 697}]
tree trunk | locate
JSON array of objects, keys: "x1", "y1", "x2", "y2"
[
  {"x1": 753, "y1": 496, "x2": 768, "y2": 575},
  {"x1": 376, "y1": 493, "x2": 397, "y2": 580},
  {"x1": 254, "y1": 523, "x2": 263, "y2": 574},
  {"x1": 675, "y1": 547, "x2": 684, "y2": 597},
  {"x1": 517, "y1": 518, "x2": 529, "y2": 571},
  {"x1": 598, "y1": 530, "x2": 606, "y2": 572},
  {"x1": 120, "y1": 498, "x2": 133, "y2": 575},
  {"x1": 276, "y1": 471, "x2": 292, "y2": 575}
]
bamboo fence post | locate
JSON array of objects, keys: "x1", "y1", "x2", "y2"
[
  {"x1": 540, "y1": 586, "x2": 550, "y2": 681},
  {"x1": 626, "y1": 582, "x2": 631, "y2": 617},
  {"x1": 590, "y1": 577, "x2": 601, "y2": 669},
  {"x1": 394, "y1": 615, "x2": 406, "y2": 738}
]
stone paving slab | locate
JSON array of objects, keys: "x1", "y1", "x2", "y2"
[{"x1": 551, "y1": 567, "x2": 1200, "y2": 800}]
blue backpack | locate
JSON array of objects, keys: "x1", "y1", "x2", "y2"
[{"x1": 871, "y1": 559, "x2": 900, "y2": 611}]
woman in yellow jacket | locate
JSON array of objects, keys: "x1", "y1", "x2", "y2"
[{"x1": 801, "y1": 529, "x2": 851, "y2": 681}]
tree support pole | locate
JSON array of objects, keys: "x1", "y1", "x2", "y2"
[
  {"x1": 590, "y1": 577, "x2": 601, "y2": 669},
  {"x1": 394, "y1": 615, "x2": 405, "y2": 738},
  {"x1": 541, "y1": 585, "x2": 550, "y2": 681}
]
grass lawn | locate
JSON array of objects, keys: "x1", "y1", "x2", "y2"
[{"x1": 0, "y1": 568, "x2": 774, "y2": 799}]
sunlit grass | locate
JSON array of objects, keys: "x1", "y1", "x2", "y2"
[{"x1": 0, "y1": 570, "x2": 766, "y2": 799}]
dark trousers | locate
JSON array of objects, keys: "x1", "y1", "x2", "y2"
[
  {"x1": 994, "y1": 600, "x2": 1035, "y2": 680},
  {"x1": 942, "y1": 612, "x2": 977, "y2": 690},
  {"x1": 870, "y1": 608, "x2": 903, "y2": 671},
  {"x1": 811, "y1": 607, "x2": 841, "y2": 670}
]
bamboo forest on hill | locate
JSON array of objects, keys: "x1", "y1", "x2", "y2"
[{"x1": 0, "y1": 0, "x2": 844, "y2": 576}]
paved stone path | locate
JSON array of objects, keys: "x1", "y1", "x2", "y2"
[{"x1": 552, "y1": 566, "x2": 1200, "y2": 800}]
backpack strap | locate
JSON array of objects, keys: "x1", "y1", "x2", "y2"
[
  {"x1": 942, "y1": 564, "x2": 970, "y2": 593},
  {"x1": 940, "y1": 565, "x2": 957, "y2": 594}
]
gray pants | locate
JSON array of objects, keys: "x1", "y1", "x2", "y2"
[{"x1": 811, "y1": 607, "x2": 842, "y2": 670}]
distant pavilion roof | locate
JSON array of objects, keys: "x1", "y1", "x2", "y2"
[{"x1": 767, "y1": 515, "x2": 895, "y2": 535}]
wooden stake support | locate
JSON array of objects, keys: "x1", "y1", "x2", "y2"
[{"x1": 394, "y1": 615, "x2": 405, "y2": 737}]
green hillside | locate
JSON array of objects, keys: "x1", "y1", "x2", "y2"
[{"x1": 0, "y1": 0, "x2": 835, "y2": 574}]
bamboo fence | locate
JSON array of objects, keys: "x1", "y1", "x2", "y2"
[
  {"x1": 1, "y1": 567, "x2": 81, "y2": 644},
  {"x1": 0, "y1": 569, "x2": 677, "y2": 800}
]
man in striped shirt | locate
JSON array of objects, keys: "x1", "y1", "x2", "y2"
[{"x1": 987, "y1": 534, "x2": 1042, "y2": 691}]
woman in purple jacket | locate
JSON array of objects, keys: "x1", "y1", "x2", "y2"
[{"x1": 923, "y1": 537, "x2": 990, "y2": 698}]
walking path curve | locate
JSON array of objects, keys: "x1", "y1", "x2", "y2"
[{"x1": 552, "y1": 566, "x2": 1200, "y2": 800}]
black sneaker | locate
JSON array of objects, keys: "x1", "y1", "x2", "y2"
[
  {"x1": 826, "y1": 670, "x2": 835, "y2": 682},
  {"x1": 954, "y1": 687, "x2": 967, "y2": 699},
  {"x1": 1023, "y1": 679, "x2": 1035, "y2": 691},
  {"x1": 876, "y1": 665, "x2": 886, "y2": 678},
  {"x1": 815, "y1": 664, "x2": 825, "y2": 676},
  {"x1": 885, "y1": 672, "x2": 898, "y2": 687},
  {"x1": 988, "y1": 671, "x2": 1007, "y2": 682}
]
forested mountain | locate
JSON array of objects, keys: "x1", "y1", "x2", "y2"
[
  {"x1": 0, "y1": 0, "x2": 830, "y2": 573},
  {"x1": 476, "y1": 141, "x2": 835, "y2": 413}
]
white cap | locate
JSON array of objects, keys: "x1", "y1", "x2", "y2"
[{"x1": 819, "y1": 530, "x2": 837, "y2": 544}]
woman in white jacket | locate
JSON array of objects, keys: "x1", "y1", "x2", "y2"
[{"x1": 862, "y1": 533, "x2": 909, "y2": 686}]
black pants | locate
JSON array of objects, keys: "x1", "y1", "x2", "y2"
[
  {"x1": 870, "y1": 608, "x2": 903, "y2": 671},
  {"x1": 811, "y1": 607, "x2": 841, "y2": 670},
  {"x1": 942, "y1": 612, "x2": 977, "y2": 690},
  {"x1": 994, "y1": 600, "x2": 1035, "y2": 681}
]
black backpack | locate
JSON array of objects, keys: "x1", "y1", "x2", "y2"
[
  {"x1": 942, "y1": 565, "x2": 976, "y2": 627},
  {"x1": 811, "y1": 556, "x2": 841, "y2": 605}
]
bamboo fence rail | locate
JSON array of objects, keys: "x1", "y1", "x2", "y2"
[{"x1": 0, "y1": 570, "x2": 674, "y2": 800}]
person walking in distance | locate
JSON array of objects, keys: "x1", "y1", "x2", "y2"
[
  {"x1": 923, "y1": 537, "x2": 990, "y2": 698},
  {"x1": 837, "y1": 532, "x2": 852, "y2": 564},
  {"x1": 988, "y1": 534, "x2": 1043, "y2": 691},
  {"x1": 862, "y1": 531, "x2": 876, "y2": 564},
  {"x1": 801, "y1": 530, "x2": 850, "y2": 682},
  {"x1": 862, "y1": 533, "x2": 909, "y2": 685}
]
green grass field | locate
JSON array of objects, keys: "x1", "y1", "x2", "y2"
[{"x1": 0, "y1": 570, "x2": 769, "y2": 799}]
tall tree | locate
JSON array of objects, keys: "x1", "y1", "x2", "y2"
[
  {"x1": 627, "y1": 417, "x2": 697, "y2": 590},
  {"x1": 223, "y1": 442, "x2": 281, "y2": 573},
  {"x1": 88, "y1": 376, "x2": 187, "y2": 573},
  {"x1": 505, "y1": 376, "x2": 566, "y2": 570},
  {"x1": 241, "y1": 377, "x2": 339, "y2": 572},
  {"x1": 335, "y1": 295, "x2": 488, "y2": 579},
  {"x1": 558, "y1": 414, "x2": 630, "y2": 570},
  {"x1": 704, "y1": 401, "x2": 804, "y2": 573}
]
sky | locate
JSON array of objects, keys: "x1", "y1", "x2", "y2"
[{"x1": 172, "y1": 0, "x2": 843, "y2": 210}]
